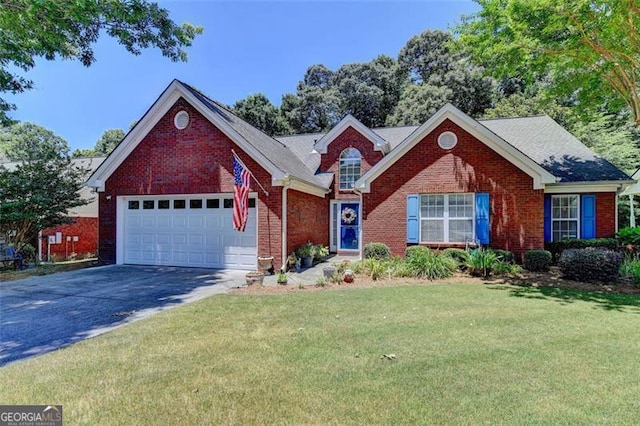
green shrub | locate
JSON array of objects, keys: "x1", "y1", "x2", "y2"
[
  {"x1": 620, "y1": 257, "x2": 640, "y2": 286},
  {"x1": 524, "y1": 250, "x2": 552, "y2": 272},
  {"x1": 406, "y1": 248, "x2": 457, "y2": 280},
  {"x1": 616, "y1": 227, "x2": 640, "y2": 247},
  {"x1": 405, "y1": 245, "x2": 430, "y2": 259},
  {"x1": 492, "y1": 249, "x2": 515, "y2": 264},
  {"x1": 364, "y1": 242, "x2": 391, "y2": 260},
  {"x1": 545, "y1": 238, "x2": 618, "y2": 262},
  {"x1": 492, "y1": 260, "x2": 522, "y2": 275},
  {"x1": 442, "y1": 248, "x2": 469, "y2": 268},
  {"x1": 313, "y1": 244, "x2": 329, "y2": 261},
  {"x1": 559, "y1": 248, "x2": 622, "y2": 282},
  {"x1": 466, "y1": 249, "x2": 498, "y2": 278}
]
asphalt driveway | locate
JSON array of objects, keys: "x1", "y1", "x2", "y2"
[{"x1": 0, "y1": 265, "x2": 246, "y2": 366}]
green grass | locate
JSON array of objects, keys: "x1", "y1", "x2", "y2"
[{"x1": 2, "y1": 284, "x2": 640, "y2": 424}]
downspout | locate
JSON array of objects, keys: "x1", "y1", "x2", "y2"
[{"x1": 281, "y1": 177, "x2": 291, "y2": 271}]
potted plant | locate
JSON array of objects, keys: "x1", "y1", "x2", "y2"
[
  {"x1": 245, "y1": 271, "x2": 265, "y2": 286},
  {"x1": 313, "y1": 244, "x2": 330, "y2": 262},
  {"x1": 257, "y1": 256, "x2": 274, "y2": 275},
  {"x1": 297, "y1": 242, "x2": 315, "y2": 268},
  {"x1": 276, "y1": 271, "x2": 288, "y2": 285}
]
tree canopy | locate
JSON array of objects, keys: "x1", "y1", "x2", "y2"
[
  {"x1": 0, "y1": 0, "x2": 202, "y2": 123},
  {"x1": 233, "y1": 94, "x2": 292, "y2": 136},
  {"x1": 0, "y1": 123, "x2": 89, "y2": 251},
  {"x1": 455, "y1": 0, "x2": 640, "y2": 124}
]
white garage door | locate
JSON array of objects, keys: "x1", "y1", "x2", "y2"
[{"x1": 122, "y1": 195, "x2": 257, "y2": 269}]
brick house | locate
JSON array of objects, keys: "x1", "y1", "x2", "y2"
[
  {"x1": 38, "y1": 157, "x2": 104, "y2": 261},
  {"x1": 87, "y1": 80, "x2": 633, "y2": 270}
]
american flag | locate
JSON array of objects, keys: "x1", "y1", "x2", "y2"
[{"x1": 232, "y1": 154, "x2": 251, "y2": 232}]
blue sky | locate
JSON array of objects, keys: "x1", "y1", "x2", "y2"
[{"x1": 5, "y1": 1, "x2": 479, "y2": 152}]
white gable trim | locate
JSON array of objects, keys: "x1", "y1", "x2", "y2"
[
  {"x1": 354, "y1": 104, "x2": 557, "y2": 192},
  {"x1": 87, "y1": 80, "x2": 286, "y2": 192},
  {"x1": 314, "y1": 115, "x2": 390, "y2": 154}
]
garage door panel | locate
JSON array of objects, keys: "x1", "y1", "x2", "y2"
[{"x1": 123, "y1": 196, "x2": 256, "y2": 269}]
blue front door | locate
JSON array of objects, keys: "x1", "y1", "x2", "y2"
[{"x1": 339, "y1": 203, "x2": 359, "y2": 251}]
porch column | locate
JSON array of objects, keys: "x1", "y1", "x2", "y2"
[{"x1": 630, "y1": 194, "x2": 636, "y2": 228}]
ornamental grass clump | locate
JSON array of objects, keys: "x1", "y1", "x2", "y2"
[
  {"x1": 620, "y1": 256, "x2": 640, "y2": 286},
  {"x1": 524, "y1": 249, "x2": 552, "y2": 272},
  {"x1": 406, "y1": 247, "x2": 457, "y2": 280},
  {"x1": 466, "y1": 248, "x2": 498, "y2": 278},
  {"x1": 559, "y1": 247, "x2": 622, "y2": 283}
]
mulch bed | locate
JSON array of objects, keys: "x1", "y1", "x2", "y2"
[{"x1": 230, "y1": 267, "x2": 640, "y2": 296}]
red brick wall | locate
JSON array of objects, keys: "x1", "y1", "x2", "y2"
[
  {"x1": 287, "y1": 189, "x2": 328, "y2": 255},
  {"x1": 596, "y1": 192, "x2": 617, "y2": 237},
  {"x1": 41, "y1": 217, "x2": 98, "y2": 261},
  {"x1": 362, "y1": 119, "x2": 545, "y2": 259},
  {"x1": 320, "y1": 126, "x2": 384, "y2": 201},
  {"x1": 100, "y1": 98, "x2": 283, "y2": 267}
]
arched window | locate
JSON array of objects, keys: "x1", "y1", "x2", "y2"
[{"x1": 339, "y1": 148, "x2": 362, "y2": 190}]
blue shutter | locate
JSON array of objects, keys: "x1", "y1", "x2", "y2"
[
  {"x1": 475, "y1": 193, "x2": 490, "y2": 245},
  {"x1": 581, "y1": 194, "x2": 596, "y2": 239},
  {"x1": 407, "y1": 194, "x2": 419, "y2": 243},
  {"x1": 544, "y1": 195, "x2": 552, "y2": 242}
]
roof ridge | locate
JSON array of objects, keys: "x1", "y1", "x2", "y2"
[
  {"x1": 478, "y1": 114, "x2": 548, "y2": 122},
  {"x1": 178, "y1": 81, "x2": 290, "y2": 150}
]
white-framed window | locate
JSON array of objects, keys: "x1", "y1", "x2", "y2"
[
  {"x1": 339, "y1": 148, "x2": 362, "y2": 190},
  {"x1": 420, "y1": 193, "x2": 474, "y2": 243},
  {"x1": 552, "y1": 194, "x2": 579, "y2": 241}
]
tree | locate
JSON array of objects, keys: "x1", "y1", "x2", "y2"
[
  {"x1": 233, "y1": 94, "x2": 292, "y2": 136},
  {"x1": 455, "y1": 0, "x2": 640, "y2": 125},
  {"x1": 95, "y1": 128, "x2": 125, "y2": 155},
  {"x1": 282, "y1": 65, "x2": 341, "y2": 133},
  {"x1": 0, "y1": 0, "x2": 203, "y2": 123},
  {"x1": 396, "y1": 30, "x2": 495, "y2": 118},
  {"x1": 386, "y1": 84, "x2": 452, "y2": 126},
  {"x1": 0, "y1": 122, "x2": 69, "y2": 162},
  {"x1": 0, "y1": 123, "x2": 89, "y2": 251},
  {"x1": 333, "y1": 55, "x2": 404, "y2": 128}
]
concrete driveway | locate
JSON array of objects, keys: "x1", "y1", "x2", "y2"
[{"x1": 0, "y1": 265, "x2": 246, "y2": 366}]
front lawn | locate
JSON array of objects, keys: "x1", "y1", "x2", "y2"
[{"x1": 2, "y1": 284, "x2": 640, "y2": 424}]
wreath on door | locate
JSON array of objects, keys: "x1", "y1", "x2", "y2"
[{"x1": 341, "y1": 207, "x2": 357, "y2": 224}]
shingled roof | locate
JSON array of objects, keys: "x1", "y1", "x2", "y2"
[
  {"x1": 479, "y1": 115, "x2": 631, "y2": 182},
  {"x1": 179, "y1": 81, "x2": 328, "y2": 190},
  {"x1": 277, "y1": 113, "x2": 630, "y2": 184}
]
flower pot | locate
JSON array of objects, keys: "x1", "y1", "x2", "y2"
[
  {"x1": 245, "y1": 271, "x2": 265, "y2": 286},
  {"x1": 343, "y1": 269, "x2": 355, "y2": 283},
  {"x1": 257, "y1": 256, "x2": 274, "y2": 275},
  {"x1": 302, "y1": 256, "x2": 314, "y2": 268}
]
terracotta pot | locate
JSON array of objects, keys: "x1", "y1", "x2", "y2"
[{"x1": 245, "y1": 271, "x2": 265, "y2": 286}]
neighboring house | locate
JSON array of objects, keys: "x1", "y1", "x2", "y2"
[
  {"x1": 87, "y1": 80, "x2": 633, "y2": 270},
  {"x1": 39, "y1": 157, "x2": 105, "y2": 261},
  {"x1": 1, "y1": 157, "x2": 105, "y2": 261}
]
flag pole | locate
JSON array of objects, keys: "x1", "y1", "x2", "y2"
[{"x1": 232, "y1": 150, "x2": 269, "y2": 196}]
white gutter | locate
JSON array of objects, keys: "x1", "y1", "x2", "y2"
[{"x1": 281, "y1": 177, "x2": 292, "y2": 271}]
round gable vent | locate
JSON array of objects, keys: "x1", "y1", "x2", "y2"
[
  {"x1": 174, "y1": 110, "x2": 190, "y2": 130},
  {"x1": 437, "y1": 131, "x2": 458, "y2": 150}
]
